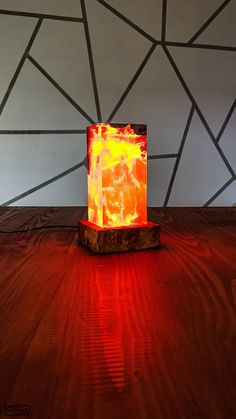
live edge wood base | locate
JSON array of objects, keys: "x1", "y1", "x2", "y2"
[{"x1": 78, "y1": 220, "x2": 160, "y2": 253}]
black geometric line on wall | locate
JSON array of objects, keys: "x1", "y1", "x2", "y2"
[
  {"x1": 163, "y1": 46, "x2": 235, "y2": 179},
  {"x1": 0, "y1": 18, "x2": 43, "y2": 116},
  {"x1": 0, "y1": 7, "x2": 235, "y2": 54},
  {"x1": 188, "y1": 0, "x2": 232, "y2": 44},
  {"x1": 164, "y1": 105, "x2": 194, "y2": 207},
  {"x1": 97, "y1": 0, "x2": 156, "y2": 43},
  {"x1": 0, "y1": 9, "x2": 84, "y2": 22},
  {"x1": 0, "y1": 130, "x2": 87, "y2": 135},
  {"x1": 165, "y1": 41, "x2": 236, "y2": 53},
  {"x1": 161, "y1": 0, "x2": 167, "y2": 42},
  {"x1": 148, "y1": 154, "x2": 177, "y2": 160},
  {"x1": 0, "y1": 158, "x2": 87, "y2": 206},
  {"x1": 27, "y1": 55, "x2": 95, "y2": 125},
  {"x1": 216, "y1": 99, "x2": 236, "y2": 143},
  {"x1": 0, "y1": 7, "x2": 235, "y2": 52},
  {"x1": 203, "y1": 177, "x2": 235, "y2": 207},
  {"x1": 97, "y1": 0, "x2": 236, "y2": 52},
  {"x1": 108, "y1": 42, "x2": 158, "y2": 122},
  {"x1": 80, "y1": 0, "x2": 101, "y2": 122}
]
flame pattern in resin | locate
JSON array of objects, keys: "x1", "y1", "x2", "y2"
[{"x1": 87, "y1": 123, "x2": 147, "y2": 228}]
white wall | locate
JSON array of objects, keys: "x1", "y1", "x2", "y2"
[{"x1": 0, "y1": 0, "x2": 235, "y2": 206}]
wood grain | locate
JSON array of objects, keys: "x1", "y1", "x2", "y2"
[
  {"x1": 0, "y1": 207, "x2": 236, "y2": 419},
  {"x1": 78, "y1": 220, "x2": 160, "y2": 253}
]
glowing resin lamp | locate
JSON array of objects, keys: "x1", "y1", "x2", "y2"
[{"x1": 78, "y1": 123, "x2": 160, "y2": 253}]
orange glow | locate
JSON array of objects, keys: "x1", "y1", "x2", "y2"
[{"x1": 87, "y1": 123, "x2": 147, "y2": 228}]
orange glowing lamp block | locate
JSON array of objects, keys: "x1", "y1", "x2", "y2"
[
  {"x1": 78, "y1": 123, "x2": 160, "y2": 253},
  {"x1": 87, "y1": 123, "x2": 147, "y2": 228}
]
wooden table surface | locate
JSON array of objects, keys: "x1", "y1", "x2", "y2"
[{"x1": 0, "y1": 207, "x2": 236, "y2": 419}]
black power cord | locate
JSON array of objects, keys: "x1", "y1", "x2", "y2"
[{"x1": 0, "y1": 225, "x2": 78, "y2": 234}]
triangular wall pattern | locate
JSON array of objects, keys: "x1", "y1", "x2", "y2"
[
  {"x1": 114, "y1": 47, "x2": 191, "y2": 155},
  {"x1": 106, "y1": 0, "x2": 162, "y2": 39},
  {"x1": 209, "y1": 181, "x2": 236, "y2": 206},
  {"x1": 166, "y1": 0, "x2": 222, "y2": 42},
  {"x1": 0, "y1": 15, "x2": 36, "y2": 106},
  {"x1": 198, "y1": 1, "x2": 236, "y2": 47},
  {"x1": 0, "y1": 133, "x2": 86, "y2": 205},
  {"x1": 0, "y1": 60, "x2": 89, "y2": 130},
  {"x1": 0, "y1": 0, "x2": 234, "y2": 207},
  {"x1": 168, "y1": 112, "x2": 231, "y2": 206},
  {"x1": 30, "y1": 20, "x2": 97, "y2": 121},
  {"x1": 11, "y1": 167, "x2": 87, "y2": 206},
  {"x1": 169, "y1": 46, "x2": 236, "y2": 136},
  {"x1": 86, "y1": 0, "x2": 151, "y2": 121}
]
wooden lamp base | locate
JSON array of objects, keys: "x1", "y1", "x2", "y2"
[{"x1": 78, "y1": 220, "x2": 160, "y2": 254}]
